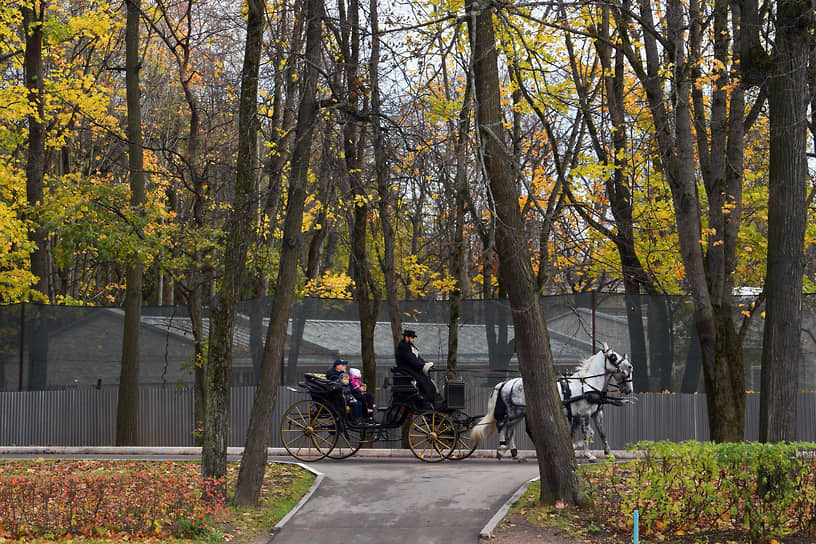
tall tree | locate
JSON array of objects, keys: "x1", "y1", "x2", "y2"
[
  {"x1": 233, "y1": 0, "x2": 324, "y2": 506},
  {"x1": 116, "y1": 0, "x2": 146, "y2": 447},
  {"x1": 370, "y1": 0, "x2": 401, "y2": 356},
  {"x1": 465, "y1": 0, "x2": 583, "y2": 505},
  {"x1": 611, "y1": 0, "x2": 748, "y2": 439},
  {"x1": 336, "y1": 0, "x2": 379, "y2": 386},
  {"x1": 202, "y1": 0, "x2": 264, "y2": 498},
  {"x1": 21, "y1": 0, "x2": 47, "y2": 299},
  {"x1": 747, "y1": 0, "x2": 812, "y2": 442}
]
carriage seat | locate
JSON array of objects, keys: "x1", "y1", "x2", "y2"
[
  {"x1": 300, "y1": 373, "x2": 341, "y2": 394},
  {"x1": 389, "y1": 367, "x2": 418, "y2": 394}
]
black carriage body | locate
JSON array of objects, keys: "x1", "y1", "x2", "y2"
[
  {"x1": 300, "y1": 374, "x2": 347, "y2": 417},
  {"x1": 282, "y1": 369, "x2": 476, "y2": 462}
]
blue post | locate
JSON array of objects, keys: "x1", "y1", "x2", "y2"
[{"x1": 633, "y1": 509, "x2": 639, "y2": 544}]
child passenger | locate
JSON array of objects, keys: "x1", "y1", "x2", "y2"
[
  {"x1": 349, "y1": 368, "x2": 375, "y2": 422},
  {"x1": 338, "y1": 372, "x2": 363, "y2": 421}
]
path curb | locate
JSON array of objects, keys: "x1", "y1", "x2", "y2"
[
  {"x1": 272, "y1": 461, "x2": 324, "y2": 534},
  {"x1": 479, "y1": 476, "x2": 540, "y2": 539}
]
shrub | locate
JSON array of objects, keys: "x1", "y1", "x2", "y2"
[{"x1": 584, "y1": 441, "x2": 816, "y2": 541}]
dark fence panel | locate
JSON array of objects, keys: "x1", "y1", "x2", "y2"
[
  {"x1": 4, "y1": 294, "x2": 816, "y2": 394},
  {"x1": 2, "y1": 387, "x2": 815, "y2": 450}
]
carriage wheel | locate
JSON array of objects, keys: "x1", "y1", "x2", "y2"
[
  {"x1": 447, "y1": 411, "x2": 478, "y2": 461},
  {"x1": 326, "y1": 423, "x2": 371, "y2": 459},
  {"x1": 280, "y1": 400, "x2": 338, "y2": 461},
  {"x1": 408, "y1": 411, "x2": 458, "y2": 463}
]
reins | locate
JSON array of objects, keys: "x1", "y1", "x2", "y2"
[{"x1": 559, "y1": 351, "x2": 630, "y2": 408}]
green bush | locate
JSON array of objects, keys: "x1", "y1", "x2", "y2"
[{"x1": 584, "y1": 441, "x2": 816, "y2": 541}]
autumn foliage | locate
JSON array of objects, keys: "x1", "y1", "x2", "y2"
[{"x1": 0, "y1": 460, "x2": 227, "y2": 540}]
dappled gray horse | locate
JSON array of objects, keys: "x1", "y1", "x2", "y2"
[{"x1": 470, "y1": 343, "x2": 634, "y2": 461}]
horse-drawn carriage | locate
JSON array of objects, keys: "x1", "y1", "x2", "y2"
[{"x1": 280, "y1": 367, "x2": 481, "y2": 462}]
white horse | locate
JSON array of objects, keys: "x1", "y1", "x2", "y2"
[{"x1": 470, "y1": 343, "x2": 635, "y2": 462}]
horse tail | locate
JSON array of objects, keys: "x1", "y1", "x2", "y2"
[{"x1": 470, "y1": 386, "x2": 499, "y2": 443}]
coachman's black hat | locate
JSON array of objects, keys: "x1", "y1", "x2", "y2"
[{"x1": 402, "y1": 329, "x2": 417, "y2": 338}]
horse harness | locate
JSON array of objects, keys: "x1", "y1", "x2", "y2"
[
  {"x1": 494, "y1": 379, "x2": 525, "y2": 431},
  {"x1": 559, "y1": 349, "x2": 629, "y2": 422}
]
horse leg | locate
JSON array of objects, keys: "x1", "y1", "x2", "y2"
[
  {"x1": 580, "y1": 415, "x2": 597, "y2": 462},
  {"x1": 593, "y1": 407, "x2": 610, "y2": 455},
  {"x1": 568, "y1": 415, "x2": 582, "y2": 450},
  {"x1": 507, "y1": 422, "x2": 518, "y2": 460},
  {"x1": 496, "y1": 422, "x2": 508, "y2": 460}
]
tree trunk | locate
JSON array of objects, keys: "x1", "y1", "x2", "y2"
[
  {"x1": 202, "y1": 0, "x2": 263, "y2": 499},
  {"x1": 21, "y1": 1, "x2": 48, "y2": 299},
  {"x1": 613, "y1": 0, "x2": 745, "y2": 440},
  {"x1": 233, "y1": 0, "x2": 323, "y2": 506},
  {"x1": 339, "y1": 0, "x2": 378, "y2": 385},
  {"x1": 116, "y1": 0, "x2": 145, "y2": 447},
  {"x1": 465, "y1": 0, "x2": 583, "y2": 505},
  {"x1": 370, "y1": 0, "x2": 401, "y2": 356},
  {"x1": 444, "y1": 56, "x2": 472, "y2": 377},
  {"x1": 286, "y1": 135, "x2": 332, "y2": 384},
  {"x1": 759, "y1": 0, "x2": 809, "y2": 442}
]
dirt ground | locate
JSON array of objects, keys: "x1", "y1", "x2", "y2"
[
  {"x1": 482, "y1": 511, "x2": 816, "y2": 544},
  {"x1": 480, "y1": 510, "x2": 623, "y2": 544}
]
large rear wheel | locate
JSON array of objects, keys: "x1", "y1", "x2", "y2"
[
  {"x1": 280, "y1": 400, "x2": 337, "y2": 461},
  {"x1": 408, "y1": 411, "x2": 457, "y2": 462},
  {"x1": 326, "y1": 423, "x2": 371, "y2": 459},
  {"x1": 447, "y1": 411, "x2": 478, "y2": 460}
]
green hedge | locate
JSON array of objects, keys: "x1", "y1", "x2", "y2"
[{"x1": 586, "y1": 441, "x2": 816, "y2": 540}]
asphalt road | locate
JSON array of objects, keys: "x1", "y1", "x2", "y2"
[{"x1": 269, "y1": 455, "x2": 541, "y2": 544}]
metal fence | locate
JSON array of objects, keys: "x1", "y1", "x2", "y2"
[
  {"x1": 4, "y1": 294, "x2": 816, "y2": 394},
  {"x1": 2, "y1": 387, "x2": 815, "y2": 450}
]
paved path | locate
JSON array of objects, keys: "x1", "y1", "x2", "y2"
[{"x1": 270, "y1": 455, "x2": 540, "y2": 544}]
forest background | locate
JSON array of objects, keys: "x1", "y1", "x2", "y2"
[{"x1": 3, "y1": 0, "x2": 816, "y2": 505}]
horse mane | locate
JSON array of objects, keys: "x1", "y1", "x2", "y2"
[{"x1": 572, "y1": 351, "x2": 600, "y2": 377}]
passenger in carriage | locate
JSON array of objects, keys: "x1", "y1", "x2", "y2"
[
  {"x1": 326, "y1": 359, "x2": 348, "y2": 382},
  {"x1": 349, "y1": 368, "x2": 376, "y2": 422},
  {"x1": 338, "y1": 372, "x2": 363, "y2": 421},
  {"x1": 395, "y1": 329, "x2": 437, "y2": 410}
]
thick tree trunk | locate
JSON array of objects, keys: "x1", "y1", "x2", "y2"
[
  {"x1": 116, "y1": 0, "x2": 145, "y2": 447},
  {"x1": 614, "y1": 0, "x2": 745, "y2": 440},
  {"x1": 202, "y1": 0, "x2": 263, "y2": 498},
  {"x1": 21, "y1": 1, "x2": 48, "y2": 299},
  {"x1": 759, "y1": 0, "x2": 809, "y2": 442},
  {"x1": 233, "y1": 0, "x2": 323, "y2": 507},
  {"x1": 466, "y1": 0, "x2": 583, "y2": 505}
]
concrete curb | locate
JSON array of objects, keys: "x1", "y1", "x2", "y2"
[
  {"x1": 272, "y1": 461, "x2": 324, "y2": 533},
  {"x1": 0, "y1": 446, "x2": 536, "y2": 458},
  {"x1": 479, "y1": 476, "x2": 540, "y2": 539},
  {"x1": 0, "y1": 446, "x2": 643, "y2": 460}
]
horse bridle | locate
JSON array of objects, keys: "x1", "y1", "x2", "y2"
[
  {"x1": 569, "y1": 348, "x2": 631, "y2": 395},
  {"x1": 602, "y1": 348, "x2": 633, "y2": 393}
]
